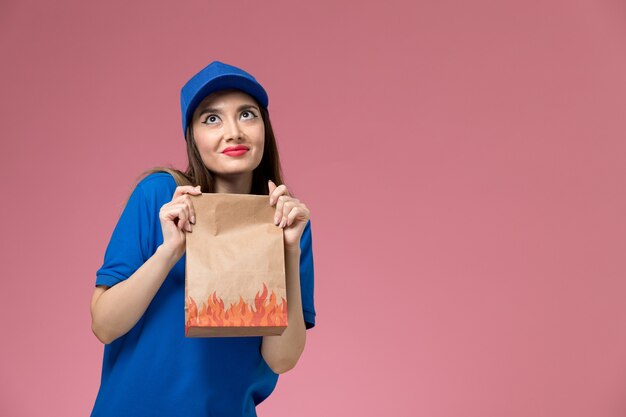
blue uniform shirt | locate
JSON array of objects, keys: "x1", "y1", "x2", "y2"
[{"x1": 91, "y1": 173, "x2": 316, "y2": 417}]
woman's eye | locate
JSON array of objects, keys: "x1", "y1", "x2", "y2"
[
  {"x1": 204, "y1": 115, "x2": 220, "y2": 124},
  {"x1": 241, "y1": 111, "x2": 256, "y2": 120}
]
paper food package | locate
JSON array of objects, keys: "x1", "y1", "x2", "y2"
[{"x1": 184, "y1": 193, "x2": 288, "y2": 337}]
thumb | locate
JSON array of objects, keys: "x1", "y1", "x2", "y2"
[{"x1": 268, "y1": 179, "x2": 277, "y2": 194}]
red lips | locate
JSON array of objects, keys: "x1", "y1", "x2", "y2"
[{"x1": 222, "y1": 145, "x2": 249, "y2": 153}]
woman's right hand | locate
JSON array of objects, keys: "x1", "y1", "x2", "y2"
[{"x1": 159, "y1": 185, "x2": 202, "y2": 261}]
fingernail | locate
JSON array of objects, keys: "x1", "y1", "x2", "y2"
[
  {"x1": 186, "y1": 223, "x2": 192, "y2": 232},
  {"x1": 191, "y1": 215, "x2": 196, "y2": 224},
  {"x1": 274, "y1": 215, "x2": 280, "y2": 225}
]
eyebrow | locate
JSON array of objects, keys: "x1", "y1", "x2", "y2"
[{"x1": 198, "y1": 104, "x2": 259, "y2": 117}]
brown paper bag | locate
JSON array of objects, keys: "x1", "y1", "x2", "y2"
[{"x1": 184, "y1": 193, "x2": 287, "y2": 337}]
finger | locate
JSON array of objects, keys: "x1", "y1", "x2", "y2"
[
  {"x1": 160, "y1": 204, "x2": 183, "y2": 221},
  {"x1": 186, "y1": 196, "x2": 196, "y2": 225},
  {"x1": 172, "y1": 189, "x2": 199, "y2": 224},
  {"x1": 285, "y1": 206, "x2": 301, "y2": 227},
  {"x1": 268, "y1": 180, "x2": 276, "y2": 202},
  {"x1": 274, "y1": 195, "x2": 290, "y2": 224},
  {"x1": 173, "y1": 185, "x2": 202, "y2": 199},
  {"x1": 286, "y1": 204, "x2": 310, "y2": 227},
  {"x1": 166, "y1": 203, "x2": 191, "y2": 232},
  {"x1": 274, "y1": 196, "x2": 299, "y2": 224},
  {"x1": 269, "y1": 184, "x2": 290, "y2": 206},
  {"x1": 175, "y1": 204, "x2": 189, "y2": 232},
  {"x1": 174, "y1": 194, "x2": 197, "y2": 225},
  {"x1": 278, "y1": 200, "x2": 296, "y2": 228},
  {"x1": 182, "y1": 203, "x2": 193, "y2": 232}
]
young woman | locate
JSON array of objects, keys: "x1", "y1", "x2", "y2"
[{"x1": 89, "y1": 61, "x2": 316, "y2": 417}]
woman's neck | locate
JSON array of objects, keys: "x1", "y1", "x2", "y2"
[{"x1": 213, "y1": 173, "x2": 253, "y2": 194}]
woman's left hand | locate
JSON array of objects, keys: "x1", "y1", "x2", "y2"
[{"x1": 268, "y1": 180, "x2": 310, "y2": 249}]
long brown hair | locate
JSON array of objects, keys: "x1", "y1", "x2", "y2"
[{"x1": 128, "y1": 101, "x2": 290, "y2": 204}]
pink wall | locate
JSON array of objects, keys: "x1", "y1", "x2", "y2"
[{"x1": 1, "y1": 0, "x2": 625, "y2": 415}]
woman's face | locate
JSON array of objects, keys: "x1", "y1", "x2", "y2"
[{"x1": 191, "y1": 89, "x2": 265, "y2": 178}]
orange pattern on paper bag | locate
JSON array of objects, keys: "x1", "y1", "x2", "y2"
[{"x1": 186, "y1": 283, "x2": 287, "y2": 332}]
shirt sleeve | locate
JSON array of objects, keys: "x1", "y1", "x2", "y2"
[
  {"x1": 95, "y1": 181, "x2": 154, "y2": 287},
  {"x1": 299, "y1": 219, "x2": 316, "y2": 329}
]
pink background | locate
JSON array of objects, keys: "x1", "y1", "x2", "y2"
[{"x1": 1, "y1": 0, "x2": 625, "y2": 415}]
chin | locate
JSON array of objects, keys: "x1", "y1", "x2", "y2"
[{"x1": 216, "y1": 166, "x2": 256, "y2": 176}]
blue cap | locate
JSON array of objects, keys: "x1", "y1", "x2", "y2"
[{"x1": 180, "y1": 61, "x2": 269, "y2": 139}]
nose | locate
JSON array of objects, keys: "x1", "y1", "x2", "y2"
[{"x1": 224, "y1": 117, "x2": 243, "y2": 142}]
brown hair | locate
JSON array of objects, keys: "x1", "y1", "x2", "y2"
[{"x1": 126, "y1": 102, "x2": 291, "y2": 205}]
